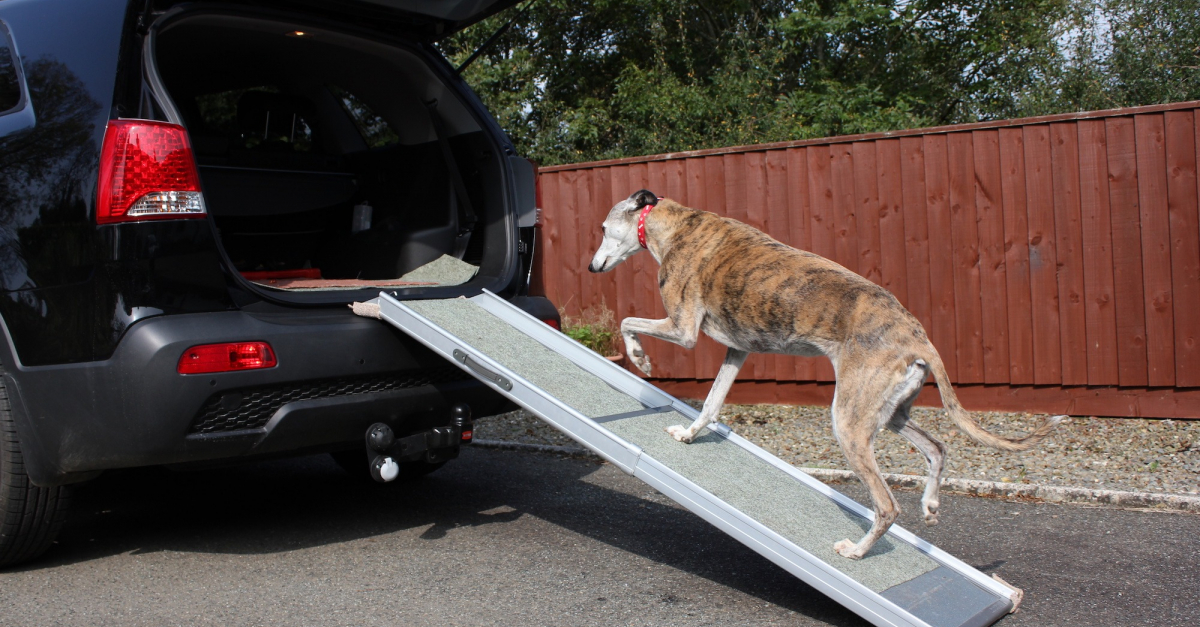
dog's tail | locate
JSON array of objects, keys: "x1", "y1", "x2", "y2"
[{"x1": 924, "y1": 352, "x2": 1063, "y2": 452}]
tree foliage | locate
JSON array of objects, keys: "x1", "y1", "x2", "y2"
[
  {"x1": 1033, "y1": 0, "x2": 1200, "y2": 113},
  {"x1": 440, "y1": 0, "x2": 1200, "y2": 166}
]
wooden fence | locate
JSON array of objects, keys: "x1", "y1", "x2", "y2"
[{"x1": 533, "y1": 101, "x2": 1200, "y2": 419}]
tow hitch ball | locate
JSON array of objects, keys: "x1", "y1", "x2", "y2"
[{"x1": 367, "y1": 403, "x2": 473, "y2": 483}]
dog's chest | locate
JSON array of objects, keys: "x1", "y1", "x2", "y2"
[
  {"x1": 699, "y1": 317, "x2": 741, "y2": 349},
  {"x1": 700, "y1": 316, "x2": 808, "y2": 355}
]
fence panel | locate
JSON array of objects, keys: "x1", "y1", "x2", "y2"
[
  {"x1": 1077, "y1": 119, "x2": 1120, "y2": 386},
  {"x1": 1051, "y1": 122, "x2": 1089, "y2": 386},
  {"x1": 947, "y1": 132, "x2": 984, "y2": 383},
  {"x1": 924, "y1": 135, "x2": 961, "y2": 378},
  {"x1": 972, "y1": 130, "x2": 1011, "y2": 383},
  {"x1": 876, "y1": 140, "x2": 908, "y2": 304},
  {"x1": 1105, "y1": 117, "x2": 1150, "y2": 387},
  {"x1": 900, "y1": 137, "x2": 934, "y2": 336},
  {"x1": 1164, "y1": 111, "x2": 1200, "y2": 387},
  {"x1": 1134, "y1": 115, "x2": 1175, "y2": 387},
  {"x1": 998, "y1": 127, "x2": 1035, "y2": 384}
]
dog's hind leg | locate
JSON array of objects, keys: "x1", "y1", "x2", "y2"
[
  {"x1": 884, "y1": 361, "x2": 945, "y2": 525},
  {"x1": 666, "y1": 347, "x2": 749, "y2": 443},
  {"x1": 830, "y1": 361, "x2": 919, "y2": 559},
  {"x1": 888, "y1": 416, "x2": 947, "y2": 526},
  {"x1": 831, "y1": 426, "x2": 897, "y2": 560}
]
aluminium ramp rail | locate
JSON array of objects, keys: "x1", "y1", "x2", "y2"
[{"x1": 370, "y1": 290, "x2": 1019, "y2": 627}]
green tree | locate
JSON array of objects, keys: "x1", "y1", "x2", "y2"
[
  {"x1": 442, "y1": 0, "x2": 1195, "y2": 166},
  {"x1": 1037, "y1": 0, "x2": 1200, "y2": 113}
]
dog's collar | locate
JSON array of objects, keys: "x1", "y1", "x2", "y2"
[{"x1": 637, "y1": 199, "x2": 659, "y2": 249}]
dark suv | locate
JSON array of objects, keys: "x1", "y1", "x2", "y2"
[{"x1": 0, "y1": 0, "x2": 554, "y2": 567}]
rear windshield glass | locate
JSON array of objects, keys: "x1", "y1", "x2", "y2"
[
  {"x1": 329, "y1": 85, "x2": 399, "y2": 149},
  {"x1": 195, "y1": 86, "x2": 317, "y2": 152}
]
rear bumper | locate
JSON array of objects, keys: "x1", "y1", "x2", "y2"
[{"x1": 1, "y1": 299, "x2": 551, "y2": 487}]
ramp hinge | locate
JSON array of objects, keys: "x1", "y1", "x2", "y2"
[{"x1": 453, "y1": 349, "x2": 513, "y2": 391}]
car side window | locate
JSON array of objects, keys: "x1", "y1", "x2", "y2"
[
  {"x1": 0, "y1": 22, "x2": 24, "y2": 115},
  {"x1": 329, "y1": 85, "x2": 399, "y2": 149}
]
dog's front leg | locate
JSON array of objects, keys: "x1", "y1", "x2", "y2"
[
  {"x1": 667, "y1": 347, "x2": 749, "y2": 443},
  {"x1": 619, "y1": 316, "x2": 699, "y2": 376}
]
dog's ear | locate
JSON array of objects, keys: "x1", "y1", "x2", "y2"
[{"x1": 627, "y1": 189, "x2": 659, "y2": 211}]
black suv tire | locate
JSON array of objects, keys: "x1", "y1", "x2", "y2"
[{"x1": 0, "y1": 373, "x2": 72, "y2": 569}]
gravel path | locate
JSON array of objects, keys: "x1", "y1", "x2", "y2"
[{"x1": 475, "y1": 403, "x2": 1199, "y2": 496}]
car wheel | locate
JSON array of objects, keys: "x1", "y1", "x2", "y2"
[
  {"x1": 329, "y1": 449, "x2": 446, "y2": 482},
  {"x1": 0, "y1": 375, "x2": 71, "y2": 568}
]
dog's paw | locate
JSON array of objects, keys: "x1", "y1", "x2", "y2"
[
  {"x1": 834, "y1": 539, "x2": 863, "y2": 560},
  {"x1": 922, "y1": 501, "x2": 940, "y2": 526},
  {"x1": 629, "y1": 349, "x2": 652, "y2": 376},
  {"x1": 665, "y1": 425, "x2": 694, "y2": 443}
]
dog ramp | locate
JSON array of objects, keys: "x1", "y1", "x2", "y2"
[{"x1": 368, "y1": 291, "x2": 1019, "y2": 627}]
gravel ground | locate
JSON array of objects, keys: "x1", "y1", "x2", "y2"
[{"x1": 475, "y1": 403, "x2": 1199, "y2": 496}]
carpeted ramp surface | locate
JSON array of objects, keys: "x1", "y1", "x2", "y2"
[
  {"x1": 408, "y1": 300, "x2": 643, "y2": 418},
  {"x1": 602, "y1": 409, "x2": 938, "y2": 592},
  {"x1": 407, "y1": 298, "x2": 939, "y2": 593},
  {"x1": 399, "y1": 255, "x2": 479, "y2": 286}
]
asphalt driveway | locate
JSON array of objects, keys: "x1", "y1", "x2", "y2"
[{"x1": 0, "y1": 447, "x2": 1194, "y2": 626}]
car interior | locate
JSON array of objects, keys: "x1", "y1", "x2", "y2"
[{"x1": 153, "y1": 13, "x2": 507, "y2": 291}]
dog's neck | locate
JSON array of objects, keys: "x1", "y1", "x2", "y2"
[{"x1": 638, "y1": 198, "x2": 685, "y2": 264}]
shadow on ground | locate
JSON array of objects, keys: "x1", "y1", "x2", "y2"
[{"x1": 23, "y1": 447, "x2": 866, "y2": 625}]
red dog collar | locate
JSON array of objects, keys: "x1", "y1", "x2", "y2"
[{"x1": 637, "y1": 199, "x2": 659, "y2": 249}]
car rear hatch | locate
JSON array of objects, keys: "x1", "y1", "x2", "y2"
[
  {"x1": 214, "y1": 0, "x2": 524, "y2": 41},
  {"x1": 140, "y1": 1, "x2": 535, "y2": 305}
]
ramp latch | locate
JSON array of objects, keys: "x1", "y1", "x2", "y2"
[{"x1": 453, "y1": 349, "x2": 513, "y2": 391}]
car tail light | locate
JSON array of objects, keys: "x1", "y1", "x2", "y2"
[
  {"x1": 541, "y1": 318, "x2": 560, "y2": 330},
  {"x1": 97, "y1": 119, "x2": 206, "y2": 224},
  {"x1": 178, "y1": 342, "x2": 277, "y2": 375}
]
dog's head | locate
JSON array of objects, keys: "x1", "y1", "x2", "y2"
[{"x1": 588, "y1": 189, "x2": 658, "y2": 273}]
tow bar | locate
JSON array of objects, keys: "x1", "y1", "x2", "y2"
[{"x1": 366, "y1": 403, "x2": 473, "y2": 482}]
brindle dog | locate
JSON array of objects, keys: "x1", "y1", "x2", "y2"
[{"x1": 588, "y1": 189, "x2": 1062, "y2": 560}]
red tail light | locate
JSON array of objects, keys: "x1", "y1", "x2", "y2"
[
  {"x1": 97, "y1": 119, "x2": 206, "y2": 224},
  {"x1": 541, "y1": 318, "x2": 560, "y2": 330},
  {"x1": 178, "y1": 342, "x2": 277, "y2": 375}
]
